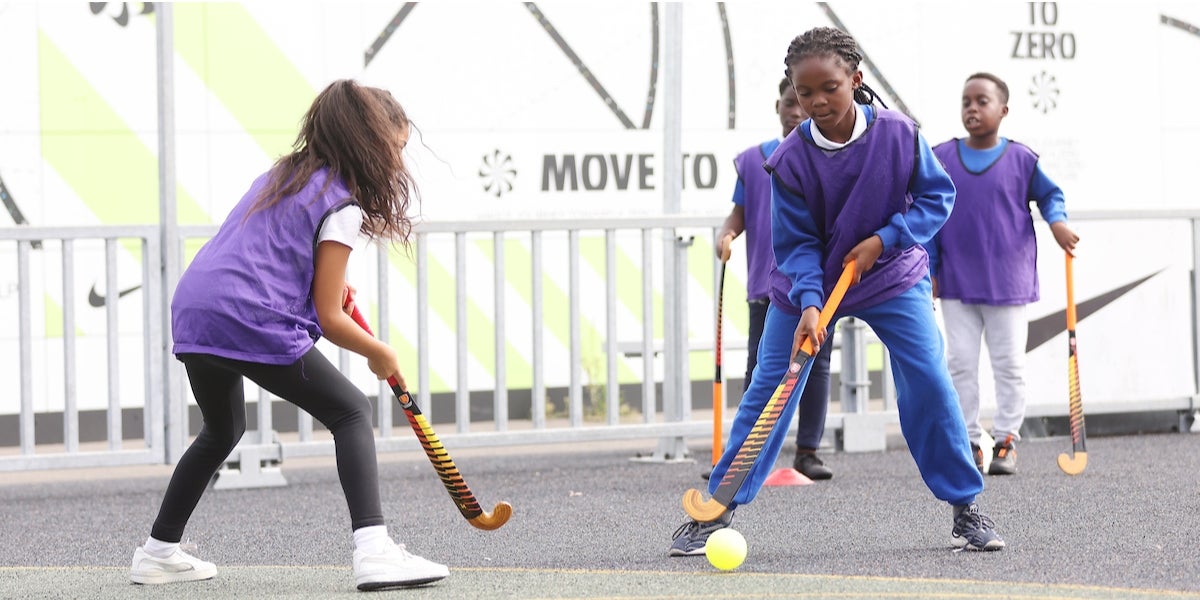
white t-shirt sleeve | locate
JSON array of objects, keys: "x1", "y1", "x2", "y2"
[{"x1": 317, "y1": 204, "x2": 363, "y2": 247}]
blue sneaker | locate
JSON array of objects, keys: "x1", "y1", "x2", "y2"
[
  {"x1": 668, "y1": 512, "x2": 732, "y2": 556},
  {"x1": 951, "y1": 503, "x2": 1005, "y2": 551}
]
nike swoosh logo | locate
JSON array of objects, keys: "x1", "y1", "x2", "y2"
[
  {"x1": 88, "y1": 283, "x2": 143, "y2": 308},
  {"x1": 1026, "y1": 269, "x2": 1162, "y2": 352}
]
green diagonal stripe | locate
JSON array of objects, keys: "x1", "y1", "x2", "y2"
[
  {"x1": 37, "y1": 32, "x2": 208, "y2": 234},
  {"x1": 377, "y1": 250, "x2": 453, "y2": 393},
  {"x1": 470, "y1": 238, "x2": 538, "y2": 389},
  {"x1": 387, "y1": 321, "x2": 449, "y2": 394},
  {"x1": 491, "y1": 236, "x2": 632, "y2": 386},
  {"x1": 173, "y1": 4, "x2": 313, "y2": 160},
  {"x1": 386, "y1": 244, "x2": 496, "y2": 394},
  {"x1": 577, "y1": 237, "x2": 656, "y2": 383},
  {"x1": 690, "y1": 236, "x2": 748, "y2": 335}
]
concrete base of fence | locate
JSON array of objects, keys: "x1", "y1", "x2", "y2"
[
  {"x1": 629, "y1": 435, "x2": 694, "y2": 463},
  {"x1": 213, "y1": 444, "x2": 287, "y2": 490},
  {"x1": 840, "y1": 412, "x2": 896, "y2": 453}
]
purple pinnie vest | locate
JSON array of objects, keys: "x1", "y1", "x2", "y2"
[
  {"x1": 932, "y1": 139, "x2": 1041, "y2": 304},
  {"x1": 732, "y1": 139, "x2": 780, "y2": 301},
  {"x1": 172, "y1": 168, "x2": 356, "y2": 364},
  {"x1": 765, "y1": 108, "x2": 929, "y2": 315}
]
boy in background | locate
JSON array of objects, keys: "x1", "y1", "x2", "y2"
[
  {"x1": 715, "y1": 77, "x2": 834, "y2": 482},
  {"x1": 927, "y1": 72, "x2": 1079, "y2": 475}
]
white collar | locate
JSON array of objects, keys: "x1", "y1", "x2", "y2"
[{"x1": 811, "y1": 104, "x2": 867, "y2": 150}]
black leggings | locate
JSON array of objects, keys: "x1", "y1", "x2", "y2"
[{"x1": 150, "y1": 348, "x2": 383, "y2": 542}]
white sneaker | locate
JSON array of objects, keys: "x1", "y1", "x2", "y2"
[
  {"x1": 353, "y1": 540, "x2": 448, "y2": 591},
  {"x1": 129, "y1": 546, "x2": 217, "y2": 585}
]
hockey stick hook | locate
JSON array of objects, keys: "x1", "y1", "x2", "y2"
[
  {"x1": 1056, "y1": 451, "x2": 1087, "y2": 476},
  {"x1": 681, "y1": 488, "x2": 729, "y2": 522}
]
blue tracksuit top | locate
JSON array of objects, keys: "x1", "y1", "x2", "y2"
[{"x1": 764, "y1": 105, "x2": 956, "y2": 315}]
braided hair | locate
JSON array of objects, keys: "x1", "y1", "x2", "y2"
[{"x1": 783, "y1": 27, "x2": 887, "y2": 109}]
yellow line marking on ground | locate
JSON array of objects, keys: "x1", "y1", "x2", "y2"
[{"x1": 4, "y1": 565, "x2": 1196, "y2": 599}]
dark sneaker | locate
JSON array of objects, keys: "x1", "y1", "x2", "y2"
[
  {"x1": 793, "y1": 451, "x2": 833, "y2": 480},
  {"x1": 951, "y1": 503, "x2": 1005, "y2": 551},
  {"x1": 970, "y1": 443, "x2": 985, "y2": 473},
  {"x1": 988, "y1": 435, "x2": 1017, "y2": 475},
  {"x1": 669, "y1": 512, "x2": 732, "y2": 556},
  {"x1": 701, "y1": 467, "x2": 712, "y2": 481}
]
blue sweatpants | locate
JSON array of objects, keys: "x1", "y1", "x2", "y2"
[
  {"x1": 745, "y1": 299, "x2": 833, "y2": 450},
  {"x1": 709, "y1": 276, "x2": 984, "y2": 508}
]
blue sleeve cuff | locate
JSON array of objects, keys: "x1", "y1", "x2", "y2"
[
  {"x1": 795, "y1": 290, "x2": 824, "y2": 312},
  {"x1": 874, "y1": 225, "x2": 900, "y2": 249}
]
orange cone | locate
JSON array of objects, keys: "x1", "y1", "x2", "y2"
[{"x1": 763, "y1": 468, "x2": 814, "y2": 487}]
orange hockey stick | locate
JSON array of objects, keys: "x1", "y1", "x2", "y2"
[
  {"x1": 683, "y1": 260, "x2": 855, "y2": 522},
  {"x1": 712, "y1": 260, "x2": 727, "y2": 467},
  {"x1": 1057, "y1": 252, "x2": 1088, "y2": 475}
]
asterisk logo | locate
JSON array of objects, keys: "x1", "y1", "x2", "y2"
[
  {"x1": 89, "y1": 2, "x2": 154, "y2": 27},
  {"x1": 479, "y1": 150, "x2": 516, "y2": 198},
  {"x1": 1029, "y1": 71, "x2": 1059, "y2": 114}
]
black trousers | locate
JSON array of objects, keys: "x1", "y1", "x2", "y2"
[{"x1": 150, "y1": 348, "x2": 383, "y2": 542}]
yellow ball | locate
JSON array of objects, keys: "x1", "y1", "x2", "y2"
[{"x1": 705, "y1": 528, "x2": 747, "y2": 571}]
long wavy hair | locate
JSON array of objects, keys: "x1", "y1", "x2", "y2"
[{"x1": 248, "y1": 79, "x2": 416, "y2": 244}]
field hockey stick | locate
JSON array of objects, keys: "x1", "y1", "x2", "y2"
[
  {"x1": 712, "y1": 258, "x2": 727, "y2": 468},
  {"x1": 347, "y1": 302, "x2": 513, "y2": 530},
  {"x1": 1056, "y1": 252, "x2": 1088, "y2": 475},
  {"x1": 683, "y1": 260, "x2": 855, "y2": 522}
]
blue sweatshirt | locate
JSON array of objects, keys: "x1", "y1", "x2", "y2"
[{"x1": 764, "y1": 105, "x2": 955, "y2": 315}]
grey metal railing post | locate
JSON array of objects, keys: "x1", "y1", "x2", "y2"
[
  {"x1": 643, "y1": 2, "x2": 690, "y2": 463},
  {"x1": 143, "y1": 234, "x2": 165, "y2": 459},
  {"x1": 1193, "y1": 218, "x2": 1200, "y2": 396},
  {"x1": 417, "y1": 234, "x2": 432, "y2": 415},
  {"x1": 840, "y1": 318, "x2": 870, "y2": 413},
  {"x1": 881, "y1": 346, "x2": 897, "y2": 411},
  {"x1": 640, "y1": 229, "x2": 656, "y2": 424},
  {"x1": 455, "y1": 232, "x2": 469, "y2": 432},
  {"x1": 569, "y1": 230, "x2": 583, "y2": 428},
  {"x1": 530, "y1": 231, "x2": 546, "y2": 429},
  {"x1": 376, "y1": 244, "x2": 393, "y2": 438},
  {"x1": 605, "y1": 229, "x2": 620, "y2": 425},
  {"x1": 675, "y1": 236, "x2": 693, "y2": 424},
  {"x1": 105, "y1": 240, "x2": 121, "y2": 449},
  {"x1": 17, "y1": 241, "x2": 33, "y2": 455},
  {"x1": 494, "y1": 232, "x2": 508, "y2": 430},
  {"x1": 62, "y1": 241, "x2": 78, "y2": 453},
  {"x1": 1191, "y1": 216, "x2": 1200, "y2": 434},
  {"x1": 155, "y1": 3, "x2": 185, "y2": 464}
]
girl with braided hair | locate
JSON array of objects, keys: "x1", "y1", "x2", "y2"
[{"x1": 670, "y1": 27, "x2": 1004, "y2": 557}]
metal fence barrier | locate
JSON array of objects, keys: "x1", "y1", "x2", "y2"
[
  {"x1": 4, "y1": 211, "x2": 1198, "y2": 484},
  {"x1": 1, "y1": 225, "x2": 165, "y2": 470}
]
